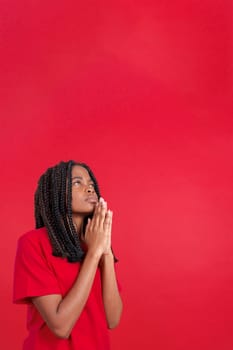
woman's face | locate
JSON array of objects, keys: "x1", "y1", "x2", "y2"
[{"x1": 71, "y1": 165, "x2": 98, "y2": 215}]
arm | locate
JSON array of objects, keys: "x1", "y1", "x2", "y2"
[
  {"x1": 32, "y1": 250, "x2": 101, "y2": 339},
  {"x1": 100, "y1": 253, "x2": 123, "y2": 329},
  {"x1": 32, "y1": 200, "x2": 110, "y2": 339}
]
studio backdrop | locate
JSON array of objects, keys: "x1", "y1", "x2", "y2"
[{"x1": 0, "y1": 1, "x2": 233, "y2": 349}]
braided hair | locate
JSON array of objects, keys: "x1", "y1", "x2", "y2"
[{"x1": 34, "y1": 160, "x2": 100, "y2": 263}]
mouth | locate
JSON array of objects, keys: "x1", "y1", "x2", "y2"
[{"x1": 86, "y1": 196, "x2": 98, "y2": 204}]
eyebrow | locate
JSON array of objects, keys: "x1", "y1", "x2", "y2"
[{"x1": 71, "y1": 176, "x2": 93, "y2": 182}]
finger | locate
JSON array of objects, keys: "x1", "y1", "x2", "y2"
[
  {"x1": 108, "y1": 211, "x2": 113, "y2": 234},
  {"x1": 83, "y1": 218, "x2": 91, "y2": 239},
  {"x1": 103, "y1": 210, "x2": 112, "y2": 233},
  {"x1": 99, "y1": 199, "x2": 107, "y2": 225},
  {"x1": 94, "y1": 198, "x2": 107, "y2": 228},
  {"x1": 91, "y1": 201, "x2": 100, "y2": 227}
]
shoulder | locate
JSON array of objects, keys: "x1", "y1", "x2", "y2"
[
  {"x1": 18, "y1": 227, "x2": 49, "y2": 243},
  {"x1": 17, "y1": 227, "x2": 51, "y2": 252}
]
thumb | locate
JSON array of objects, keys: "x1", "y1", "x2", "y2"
[
  {"x1": 81, "y1": 218, "x2": 91, "y2": 241},
  {"x1": 85, "y1": 217, "x2": 91, "y2": 231}
]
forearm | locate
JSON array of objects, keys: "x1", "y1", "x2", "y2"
[
  {"x1": 100, "y1": 253, "x2": 123, "y2": 329},
  {"x1": 57, "y1": 251, "x2": 101, "y2": 333},
  {"x1": 33, "y1": 251, "x2": 101, "y2": 338}
]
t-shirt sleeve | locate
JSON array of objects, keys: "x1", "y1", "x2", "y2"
[{"x1": 13, "y1": 234, "x2": 61, "y2": 304}]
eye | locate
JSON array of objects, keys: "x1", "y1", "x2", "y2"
[{"x1": 72, "y1": 180, "x2": 81, "y2": 186}]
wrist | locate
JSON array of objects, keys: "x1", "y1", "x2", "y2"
[
  {"x1": 99, "y1": 251, "x2": 114, "y2": 266},
  {"x1": 86, "y1": 249, "x2": 102, "y2": 262}
]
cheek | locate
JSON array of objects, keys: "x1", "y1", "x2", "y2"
[
  {"x1": 71, "y1": 196, "x2": 80, "y2": 207},
  {"x1": 71, "y1": 192, "x2": 85, "y2": 210}
]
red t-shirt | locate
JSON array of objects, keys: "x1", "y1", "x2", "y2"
[{"x1": 13, "y1": 227, "x2": 119, "y2": 350}]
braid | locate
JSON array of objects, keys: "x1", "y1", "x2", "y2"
[
  {"x1": 49, "y1": 164, "x2": 71, "y2": 257},
  {"x1": 34, "y1": 187, "x2": 43, "y2": 228},
  {"x1": 65, "y1": 161, "x2": 85, "y2": 262},
  {"x1": 59, "y1": 163, "x2": 73, "y2": 240},
  {"x1": 34, "y1": 160, "x2": 100, "y2": 262},
  {"x1": 40, "y1": 170, "x2": 66, "y2": 257}
]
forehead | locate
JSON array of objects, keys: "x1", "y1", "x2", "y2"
[{"x1": 71, "y1": 165, "x2": 91, "y2": 180}]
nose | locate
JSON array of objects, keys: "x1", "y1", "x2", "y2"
[{"x1": 86, "y1": 185, "x2": 95, "y2": 193}]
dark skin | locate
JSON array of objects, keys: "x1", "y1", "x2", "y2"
[{"x1": 32, "y1": 166, "x2": 123, "y2": 339}]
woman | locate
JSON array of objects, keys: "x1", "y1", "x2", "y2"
[{"x1": 13, "y1": 160, "x2": 123, "y2": 350}]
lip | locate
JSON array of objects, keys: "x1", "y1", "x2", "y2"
[{"x1": 86, "y1": 196, "x2": 98, "y2": 203}]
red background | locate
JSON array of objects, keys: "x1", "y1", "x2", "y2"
[{"x1": 1, "y1": 1, "x2": 233, "y2": 349}]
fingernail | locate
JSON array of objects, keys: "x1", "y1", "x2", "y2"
[{"x1": 99, "y1": 197, "x2": 104, "y2": 203}]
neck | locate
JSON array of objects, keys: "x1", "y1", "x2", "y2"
[{"x1": 72, "y1": 215, "x2": 85, "y2": 235}]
